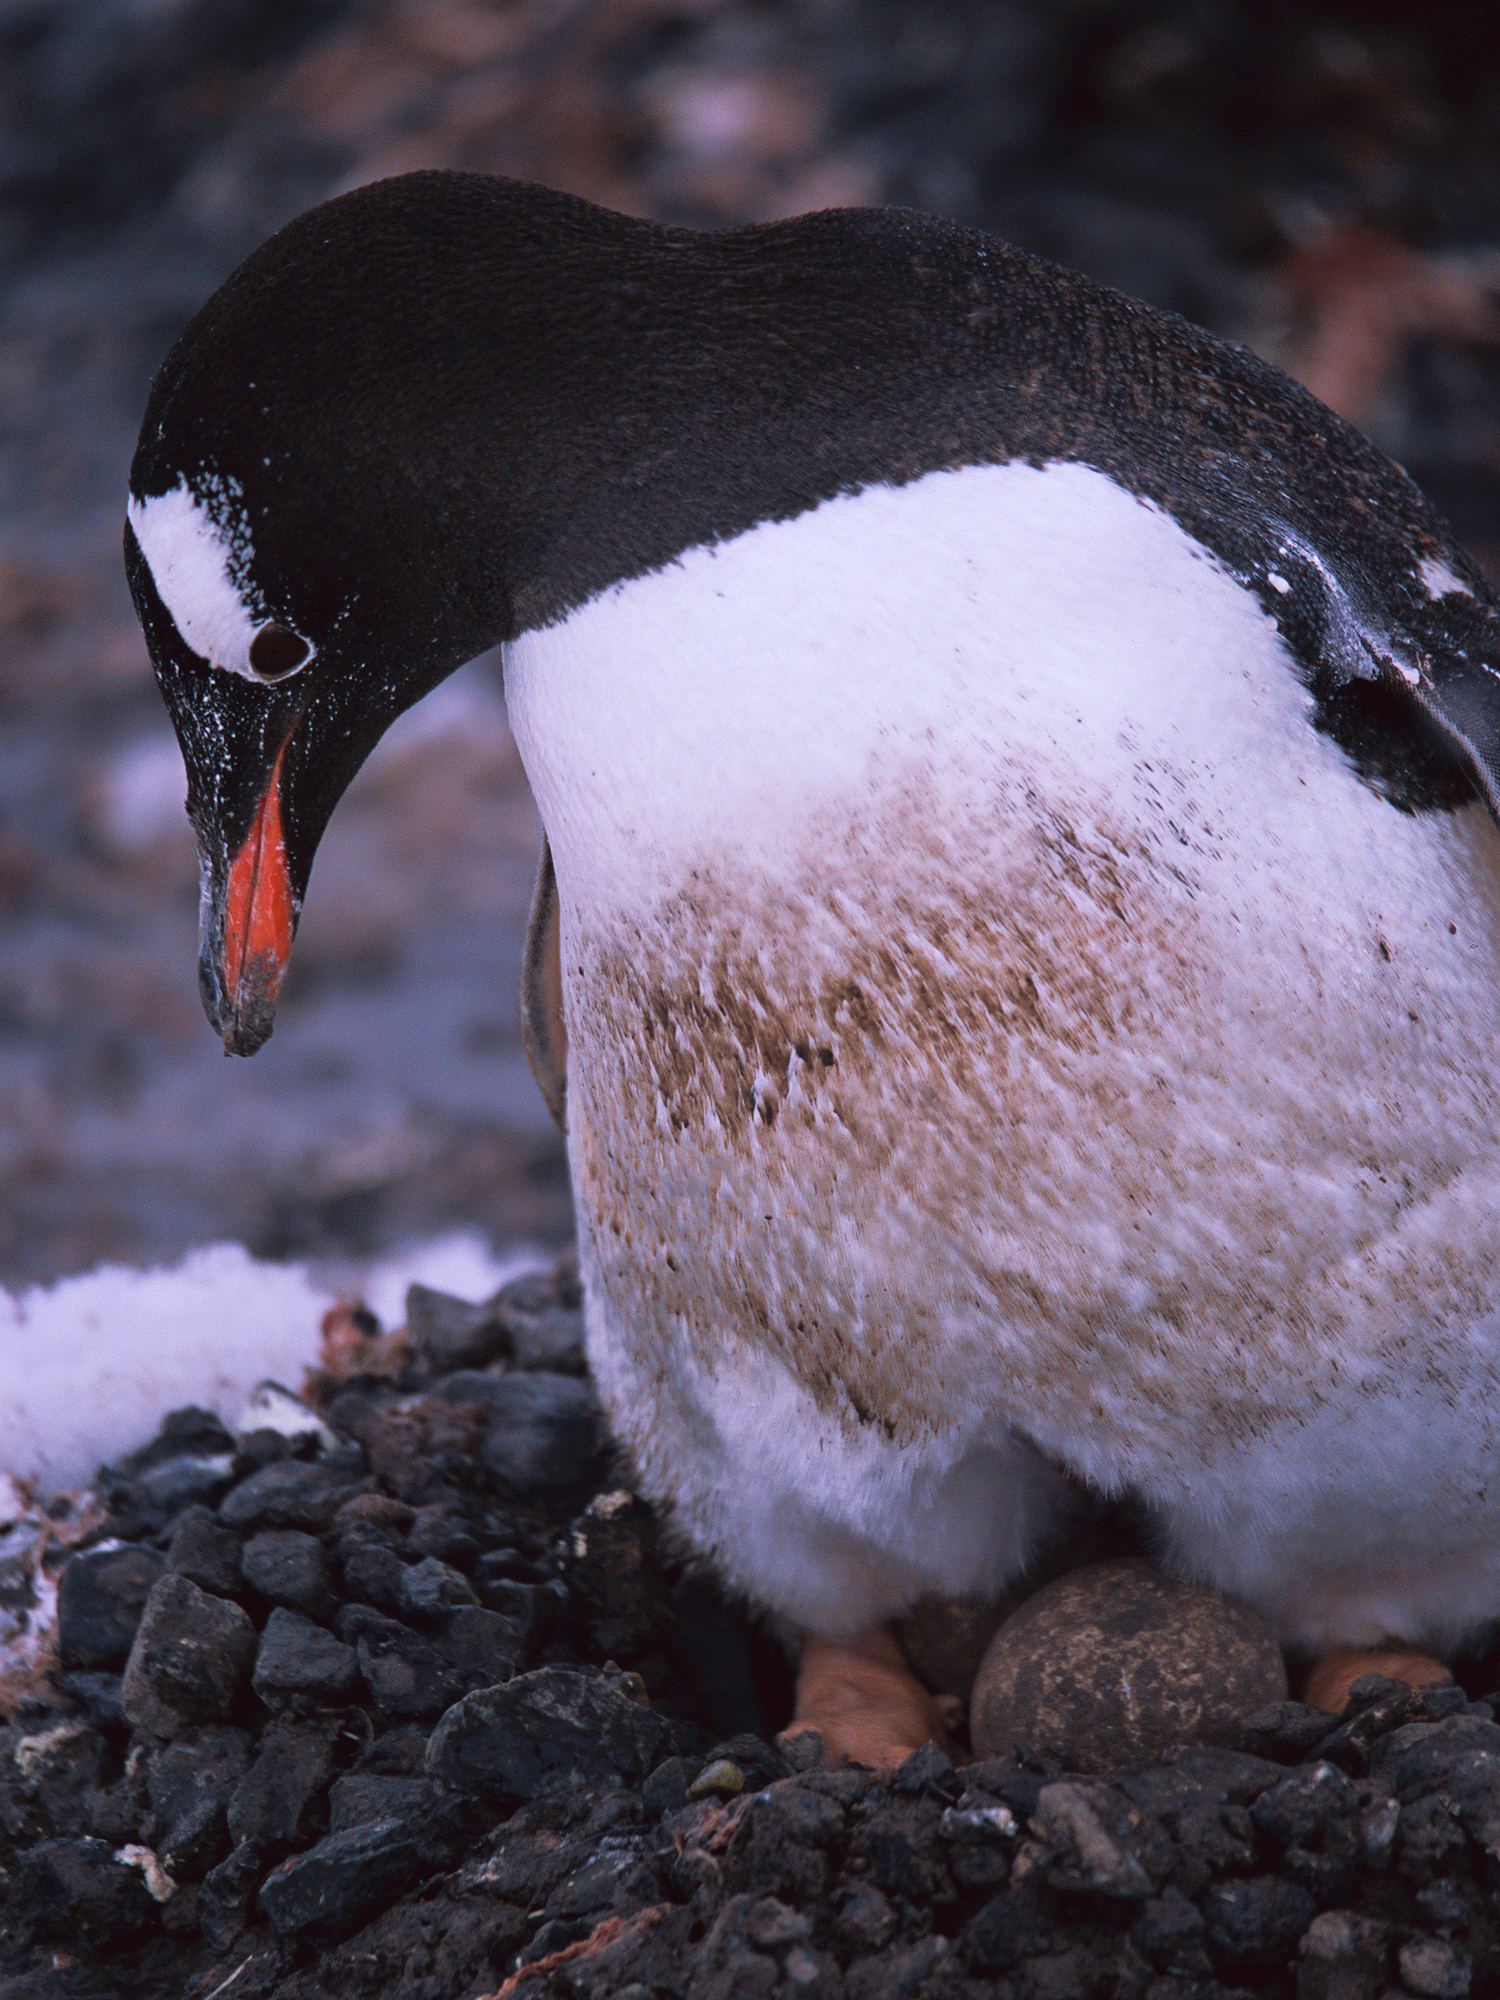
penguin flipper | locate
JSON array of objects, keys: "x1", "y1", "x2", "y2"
[{"x1": 521, "y1": 831, "x2": 567, "y2": 1129}]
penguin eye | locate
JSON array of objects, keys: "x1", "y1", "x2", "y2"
[{"x1": 247, "y1": 623, "x2": 311, "y2": 680}]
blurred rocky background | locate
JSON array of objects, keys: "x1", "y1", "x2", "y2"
[{"x1": 2, "y1": 0, "x2": 1498, "y2": 1289}]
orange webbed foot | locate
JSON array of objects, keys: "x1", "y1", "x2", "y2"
[
  {"x1": 1303, "y1": 1645, "x2": 1453, "y2": 1714},
  {"x1": 775, "y1": 1626, "x2": 958, "y2": 1773}
]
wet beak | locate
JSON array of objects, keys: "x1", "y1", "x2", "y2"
[{"x1": 205, "y1": 745, "x2": 297, "y2": 1056}]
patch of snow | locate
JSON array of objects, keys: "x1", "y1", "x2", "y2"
[{"x1": 0, "y1": 1231, "x2": 550, "y2": 1495}]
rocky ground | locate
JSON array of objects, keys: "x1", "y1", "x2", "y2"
[
  {"x1": 5, "y1": 1259, "x2": 1500, "y2": 1999},
  {"x1": 5, "y1": 2, "x2": 1500, "y2": 1994}
]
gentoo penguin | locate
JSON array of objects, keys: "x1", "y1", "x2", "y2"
[{"x1": 126, "y1": 171, "x2": 1500, "y2": 1763}]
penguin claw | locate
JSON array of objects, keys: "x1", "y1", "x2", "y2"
[
  {"x1": 782, "y1": 1627, "x2": 958, "y2": 1773},
  {"x1": 1303, "y1": 1645, "x2": 1454, "y2": 1713}
]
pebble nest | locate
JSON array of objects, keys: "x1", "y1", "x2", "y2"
[{"x1": 3, "y1": 1253, "x2": 1499, "y2": 2000}]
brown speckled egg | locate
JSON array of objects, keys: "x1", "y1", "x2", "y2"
[{"x1": 970, "y1": 1558, "x2": 1287, "y2": 1773}]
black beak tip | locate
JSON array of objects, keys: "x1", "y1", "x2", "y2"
[{"x1": 199, "y1": 947, "x2": 279, "y2": 1057}]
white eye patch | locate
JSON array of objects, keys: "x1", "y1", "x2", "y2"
[{"x1": 127, "y1": 479, "x2": 314, "y2": 683}]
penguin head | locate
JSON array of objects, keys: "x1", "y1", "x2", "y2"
[{"x1": 124, "y1": 178, "x2": 521, "y2": 1054}]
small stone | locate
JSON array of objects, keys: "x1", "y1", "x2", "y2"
[
  {"x1": 166, "y1": 1507, "x2": 243, "y2": 1597},
  {"x1": 475, "y1": 1576, "x2": 558, "y2": 1650},
  {"x1": 1200, "y1": 1874, "x2": 1317, "y2": 1967},
  {"x1": 343, "y1": 1606, "x2": 474, "y2": 1719},
  {"x1": 1032, "y1": 1781, "x2": 1154, "y2": 1897},
  {"x1": 240, "y1": 1530, "x2": 338, "y2": 1620},
  {"x1": 137, "y1": 1452, "x2": 237, "y2": 1515},
  {"x1": 426, "y1": 1664, "x2": 680, "y2": 1799},
  {"x1": 741, "y1": 1896, "x2": 812, "y2": 1948},
  {"x1": 543, "y1": 1851, "x2": 636, "y2": 1916},
  {"x1": 339, "y1": 1534, "x2": 409, "y2": 1611},
  {"x1": 333, "y1": 1491, "x2": 415, "y2": 1534},
  {"x1": 1251, "y1": 1759, "x2": 1359, "y2": 1844},
  {"x1": 894, "y1": 1739, "x2": 960, "y2": 1798},
  {"x1": 1237, "y1": 1700, "x2": 1337, "y2": 1764},
  {"x1": 1132, "y1": 1884, "x2": 1206, "y2": 1965},
  {"x1": 18, "y1": 1836, "x2": 160, "y2": 1945},
  {"x1": 834, "y1": 1884, "x2": 897, "y2": 1954},
  {"x1": 397, "y1": 1554, "x2": 478, "y2": 1621},
  {"x1": 405, "y1": 1509, "x2": 480, "y2": 1567},
  {"x1": 197, "y1": 1838, "x2": 263, "y2": 1952},
  {"x1": 226, "y1": 1714, "x2": 337, "y2": 1847},
  {"x1": 121, "y1": 1574, "x2": 257, "y2": 1737},
  {"x1": 507, "y1": 1305, "x2": 587, "y2": 1374},
  {"x1": 782, "y1": 1944, "x2": 824, "y2": 1989},
  {"x1": 700, "y1": 1732, "x2": 790, "y2": 1789},
  {"x1": 438, "y1": 1604, "x2": 528, "y2": 1686},
  {"x1": 643, "y1": 1755, "x2": 696, "y2": 1817},
  {"x1": 109, "y1": 1409, "x2": 238, "y2": 1517},
  {"x1": 115, "y1": 1407, "x2": 236, "y2": 1476},
  {"x1": 57, "y1": 1544, "x2": 167, "y2": 1668},
  {"x1": 251, "y1": 1607, "x2": 360, "y2": 1711},
  {"x1": 1317, "y1": 1682, "x2": 1466, "y2": 1775},
  {"x1": 146, "y1": 1725, "x2": 253, "y2": 1880},
  {"x1": 970, "y1": 1559, "x2": 1287, "y2": 1773},
  {"x1": 218, "y1": 1459, "x2": 366, "y2": 1532},
  {"x1": 1399, "y1": 1937, "x2": 1472, "y2": 1998},
  {"x1": 1298, "y1": 1910, "x2": 1392, "y2": 2000},
  {"x1": 775, "y1": 1726, "x2": 825, "y2": 1773},
  {"x1": 687, "y1": 1757, "x2": 744, "y2": 1799},
  {"x1": 405, "y1": 1283, "x2": 508, "y2": 1372},
  {"x1": 328, "y1": 1771, "x2": 441, "y2": 1832},
  {"x1": 1369, "y1": 1713, "x2": 1500, "y2": 1801},
  {"x1": 52, "y1": 1670, "x2": 129, "y2": 1731},
  {"x1": 438, "y1": 1373, "x2": 602, "y2": 1494},
  {"x1": 258, "y1": 1817, "x2": 421, "y2": 1936}
]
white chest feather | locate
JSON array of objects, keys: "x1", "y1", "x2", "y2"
[{"x1": 504, "y1": 460, "x2": 1500, "y2": 1643}]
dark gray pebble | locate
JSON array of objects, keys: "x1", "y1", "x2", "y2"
[
  {"x1": 57, "y1": 1543, "x2": 166, "y2": 1668},
  {"x1": 340, "y1": 1605, "x2": 477, "y2": 1719},
  {"x1": 642, "y1": 1755, "x2": 697, "y2": 1817},
  {"x1": 196, "y1": 1838, "x2": 264, "y2": 1953},
  {"x1": 1369, "y1": 1712, "x2": 1500, "y2": 1801},
  {"x1": 120, "y1": 1573, "x2": 256, "y2": 1736},
  {"x1": 240, "y1": 1528, "x2": 338, "y2": 1620},
  {"x1": 17, "y1": 1837, "x2": 159, "y2": 1946},
  {"x1": 251, "y1": 1606, "x2": 360, "y2": 1710},
  {"x1": 426, "y1": 1665, "x2": 682, "y2": 1799},
  {"x1": 226, "y1": 1714, "x2": 336, "y2": 1848},
  {"x1": 48, "y1": 1670, "x2": 129, "y2": 1731},
  {"x1": 327, "y1": 1771, "x2": 442, "y2": 1832},
  {"x1": 404, "y1": 1283, "x2": 508, "y2": 1373},
  {"x1": 437, "y1": 1372, "x2": 603, "y2": 1493},
  {"x1": 145, "y1": 1725, "x2": 252, "y2": 1881},
  {"x1": 166, "y1": 1506, "x2": 243, "y2": 1597},
  {"x1": 1201, "y1": 1872, "x2": 1318, "y2": 1966},
  {"x1": 337, "y1": 1532, "x2": 408, "y2": 1612},
  {"x1": 218, "y1": 1459, "x2": 368, "y2": 1531},
  {"x1": 439, "y1": 1602, "x2": 530, "y2": 1684},
  {"x1": 111, "y1": 1407, "x2": 235, "y2": 1476},
  {"x1": 257, "y1": 1817, "x2": 422, "y2": 1937},
  {"x1": 396, "y1": 1553, "x2": 477, "y2": 1620},
  {"x1": 506, "y1": 1305, "x2": 588, "y2": 1375}
]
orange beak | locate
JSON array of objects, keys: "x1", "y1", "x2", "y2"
[{"x1": 218, "y1": 745, "x2": 295, "y2": 1054}]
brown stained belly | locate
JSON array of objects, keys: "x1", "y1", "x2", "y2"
[{"x1": 558, "y1": 813, "x2": 1479, "y2": 1473}]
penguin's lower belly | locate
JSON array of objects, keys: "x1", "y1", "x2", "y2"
[{"x1": 563, "y1": 796, "x2": 1500, "y2": 1651}]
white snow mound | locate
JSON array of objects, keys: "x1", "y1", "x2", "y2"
[{"x1": 0, "y1": 1233, "x2": 547, "y2": 1495}]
